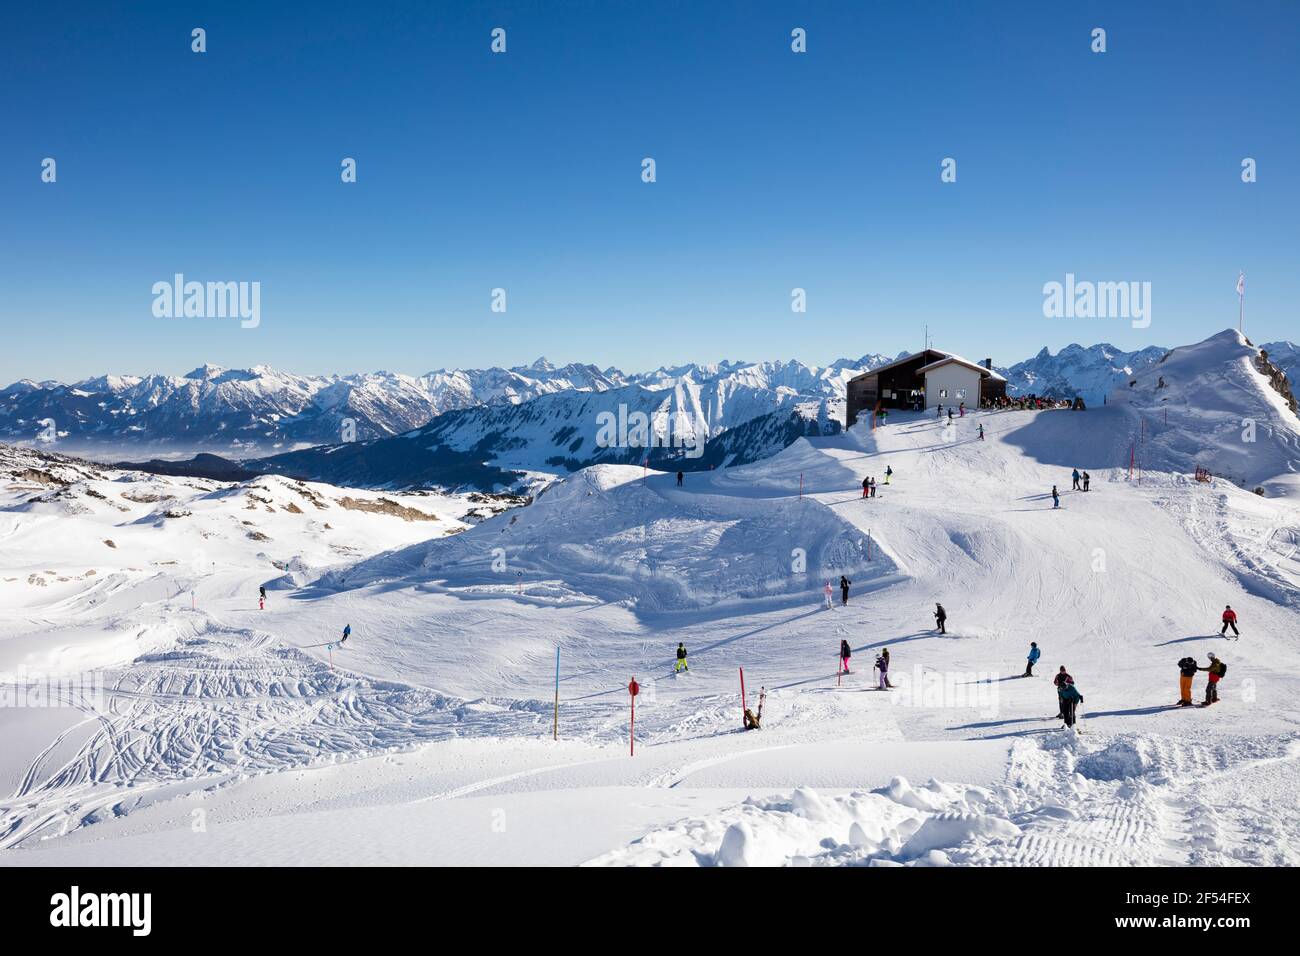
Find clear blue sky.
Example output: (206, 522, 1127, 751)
(2, 0, 1296, 384)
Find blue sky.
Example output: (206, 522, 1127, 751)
(2, 0, 1297, 384)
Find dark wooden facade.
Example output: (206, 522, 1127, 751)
(846, 350, 948, 425)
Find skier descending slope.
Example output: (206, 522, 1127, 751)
(1220, 605, 1240, 639)
(1176, 656, 1198, 706)
(840, 639, 852, 674)
(933, 603, 947, 634)
(840, 575, 851, 605)
(1023, 641, 1040, 677)
(339, 624, 351, 645)
(675, 643, 689, 673)
(1199, 653, 1227, 705)
(884, 466, 893, 485)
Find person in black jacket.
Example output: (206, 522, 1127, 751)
(1177, 656, 1198, 706)
(1053, 666, 1073, 718)
(934, 603, 947, 634)
(675, 642, 689, 673)
(840, 639, 852, 673)
(839, 575, 851, 605)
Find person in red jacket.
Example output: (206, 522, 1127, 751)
(1220, 605, 1239, 638)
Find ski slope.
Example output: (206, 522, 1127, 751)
(2, 331, 1298, 867)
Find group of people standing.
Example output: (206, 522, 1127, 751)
(840, 639, 892, 690)
(1070, 469, 1091, 491)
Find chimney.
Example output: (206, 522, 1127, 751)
(982, 358, 993, 370)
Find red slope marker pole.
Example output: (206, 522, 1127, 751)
(628, 677, 639, 756)
(739, 667, 746, 724)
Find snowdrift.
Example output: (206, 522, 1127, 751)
(327, 463, 896, 615)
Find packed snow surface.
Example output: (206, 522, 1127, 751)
(1, 331, 1299, 866)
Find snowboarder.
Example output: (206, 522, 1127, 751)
(339, 624, 351, 645)
(884, 466, 893, 485)
(676, 470, 683, 487)
(977, 423, 984, 440)
(1082, 471, 1091, 491)
(1071, 468, 1080, 491)
(675, 642, 689, 673)
(1051, 485, 1060, 509)
(1053, 666, 1074, 717)
(1177, 656, 1198, 706)
(934, 603, 947, 634)
(839, 575, 851, 606)
(874, 652, 889, 690)
(862, 476, 870, 499)
(1220, 605, 1239, 639)
(1024, 641, 1040, 677)
(880, 647, 895, 687)
(840, 639, 852, 674)
(1059, 681, 1084, 729)
(823, 581, 834, 609)
(1198, 653, 1226, 705)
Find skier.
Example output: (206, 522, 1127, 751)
(959, 401, 965, 417)
(870, 477, 877, 498)
(259, 585, 266, 601)
(1220, 605, 1239, 638)
(840, 575, 851, 606)
(934, 603, 947, 634)
(881, 647, 895, 687)
(1059, 680, 1084, 729)
(1082, 471, 1091, 492)
(936, 403, 944, 419)
(675, 642, 689, 673)
(977, 423, 985, 440)
(884, 466, 893, 485)
(1024, 641, 1040, 677)
(862, 476, 870, 499)
(1051, 485, 1060, 509)
(259, 595, 265, 611)
(947, 408, 954, 422)
(1071, 468, 1080, 491)
(1198, 653, 1226, 705)
(1053, 666, 1074, 717)
(676, 470, 683, 487)
(1176, 656, 1198, 706)
(874, 652, 889, 690)
(340, 624, 351, 645)
(840, 639, 852, 674)
(823, 581, 834, 609)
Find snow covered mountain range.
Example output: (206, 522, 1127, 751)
(3, 342, 1292, 459)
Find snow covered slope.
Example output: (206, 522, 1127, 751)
(2, 329, 1299, 867)
(1105, 329, 1300, 497)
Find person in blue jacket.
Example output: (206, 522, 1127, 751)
(1024, 641, 1041, 677)
(340, 624, 351, 645)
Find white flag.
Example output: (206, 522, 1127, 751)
(1236, 272, 1245, 296)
